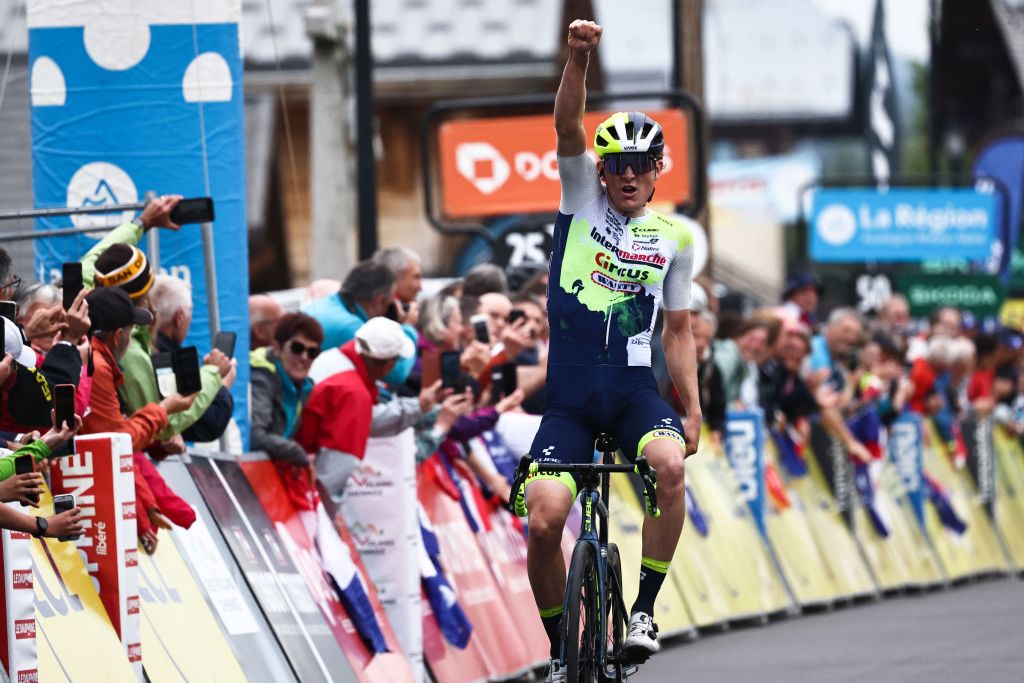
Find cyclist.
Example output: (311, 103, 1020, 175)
(527, 19, 702, 682)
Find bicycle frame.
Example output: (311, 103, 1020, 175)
(560, 451, 623, 677)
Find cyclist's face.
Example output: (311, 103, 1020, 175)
(598, 157, 663, 218)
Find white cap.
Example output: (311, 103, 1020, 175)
(3, 318, 37, 369)
(355, 317, 415, 360)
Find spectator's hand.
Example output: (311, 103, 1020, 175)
(0, 472, 45, 506)
(568, 19, 602, 53)
(140, 529, 159, 554)
(0, 353, 13, 385)
(140, 195, 183, 231)
(161, 392, 197, 415)
(805, 368, 831, 391)
(495, 388, 525, 414)
(814, 384, 839, 410)
(7, 431, 41, 451)
(973, 396, 996, 416)
(398, 301, 419, 327)
(149, 509, 173, 530)
(74, 336, 91, 365)
(460, 342, 490, 377)
(61, 289, 91, 341)
(846, 440, 873, 464)
(203, 349, 232, 377)
(46, 507, 84, 539)
(22, 303, 65, 344)
(220, 358, 238, 390)
(501, 318, 534, 359)
(418, 379, 451, 414)
(41, 411, 82, 450)
(157, 435, 186, 456)
(436, 391, 474, 433)
(925, 393, 944, 414)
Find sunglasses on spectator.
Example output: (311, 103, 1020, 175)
(0, 274, 22, 291)
(288, 340, 320, 359)
(602, 153, 658, 176)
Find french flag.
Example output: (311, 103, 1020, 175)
(419, 505, 473, 648)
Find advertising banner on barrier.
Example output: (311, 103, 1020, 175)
(49, 433, 140, 674)
(341, 431, 423, 677)
(155, 457, 296, 682)
(809, 187, 997, 262)
(31, 491, 136, 681)
(418, 459, 531, 679)
(438, 109, 691, 218)
(186, 455, 356, 683)
(139, 534, 247, 682)
(809, 422, 854, 527)
(240, 460, 414, 683)
(961, 414, 996, 518)
(0, 520, 35, 683)
(26, 1, 251, 443)
(725, 410, 767, 536)
(888, 414, 925, 528)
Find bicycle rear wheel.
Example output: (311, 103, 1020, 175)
(605, 543, 626, 682)
(565, 542, 602, 682)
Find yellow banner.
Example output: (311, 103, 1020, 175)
(990, 427, 1024, 568)
(32, 493, 137, 682)
(606, 474, 697, 637)
(139, 535, 246, 682)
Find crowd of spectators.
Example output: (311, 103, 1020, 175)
(2, 192, 1014, 558)
(689, 271, 1024, 483)
(0, 196, 236, 551)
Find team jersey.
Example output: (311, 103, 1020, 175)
(547, 152, 696, 368)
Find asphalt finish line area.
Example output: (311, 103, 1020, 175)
(643, 578, 1024, 683)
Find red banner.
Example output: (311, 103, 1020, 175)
(241, 461, 414, 683)
(418, 461, 532, 679)
(49, 434, 140, 675)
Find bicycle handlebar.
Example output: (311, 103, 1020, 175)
(506, 455, 660, 518)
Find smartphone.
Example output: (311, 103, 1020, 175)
(213, 331, 237, 360)
(54, 383, 76, 431)
(385, 301, 401, 322)
(490, 362, 518, 402)
(53, 494, 78, 542)
(62, 262, 84, 310)
(152, 352, 177, 398)
(14, 455, 37, 506)
(0, 300, 16, 322)
(168, 197, 215, 225)
(508, 309, 526, 326)
(440, 350, 462, 390)
(470, 314, 490, 344)
(172, 346, 202, 396)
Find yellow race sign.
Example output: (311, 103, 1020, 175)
(32, 493, 136, 682)
(139, 535, 247, 682)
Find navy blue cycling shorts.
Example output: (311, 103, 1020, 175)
(527, 364, 686, 497)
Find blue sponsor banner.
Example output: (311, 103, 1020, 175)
(27, 3, 250, 444)
(887, 413, 925, 529)
(725, 409, 766, 537)
(810, 187, 997, 262)
(972, 137, 1024, 284)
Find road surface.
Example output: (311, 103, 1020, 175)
(639, 578, 1024, 683)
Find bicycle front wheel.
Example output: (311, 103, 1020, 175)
(565, 542, 602, 682)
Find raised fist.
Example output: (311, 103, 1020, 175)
(567, 19, 602, 53)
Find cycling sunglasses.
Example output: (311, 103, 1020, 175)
(288, 340, 321, 359)
(602, 152, 658, 176)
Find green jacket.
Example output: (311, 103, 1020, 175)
(712, 338, 749, 407)
(83, 223, 222, 440)
(0, 441, 52, 481)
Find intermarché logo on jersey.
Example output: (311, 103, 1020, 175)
(589, 227, 666, 269)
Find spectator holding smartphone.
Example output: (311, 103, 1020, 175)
(251, 313, 324, 509)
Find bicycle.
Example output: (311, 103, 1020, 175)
(509, 433, 660, 682)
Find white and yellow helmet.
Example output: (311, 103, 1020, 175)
(593, 111, 665, 159)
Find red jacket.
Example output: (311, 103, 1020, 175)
(82, 336, 168, 450)
(295, 340, 377, 459)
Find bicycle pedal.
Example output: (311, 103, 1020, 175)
(621, 663, 641, 679)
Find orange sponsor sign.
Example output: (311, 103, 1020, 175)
(438, 109, 691, 218)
